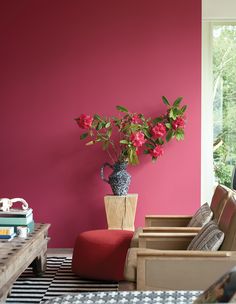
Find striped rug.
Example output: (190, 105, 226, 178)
(6, 257, 119, 304)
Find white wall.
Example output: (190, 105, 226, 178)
(203, 0, 236, 20)
(201, 21, 215, 204)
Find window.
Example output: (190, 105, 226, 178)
(212, 24, 236, 187)
(202, 0, 236, 202)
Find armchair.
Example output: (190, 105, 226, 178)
(124, 194, 236, 291)
(131, 185, 232, 248)
(145, 184, 231, 228)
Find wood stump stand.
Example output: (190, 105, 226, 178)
(104, 194, 138, 231)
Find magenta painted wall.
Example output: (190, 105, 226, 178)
(0, 0, 201, 247)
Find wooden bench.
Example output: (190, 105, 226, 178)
(0, 223, 50, 303)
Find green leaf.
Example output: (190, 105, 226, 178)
(181, 105, 187, 113)
(128, 148, 139, 165)
(143, 129, 152, 138)
(175, 128, 184, 141)
(86, 140, 95, 145)
(130, 124, 140, 132)
(105, 122, 111, 128)
(94, 114, 102, 121)
(166, 130, 174, 142)
(80, 133, 88, 140)
(89, 130, 94, 136)
(168, 108, 175, 119)
(107, 129, 112, 137)
(165, 122, 172, 129)
(156, 138, 164, 145)
(128, 149, 133, 164)
(96, 122, 103, 130)
(120, 139, 129, 144)
(116, 105, 129, 113)
(169, 108, 181, 120)
(131, 151, 139, 165)
(152, 117, 163, 124)
(145, 143, 155, 149)
(102, 141, 109, 150)
(173, 97, 183, 107)
(175, 133, 184, 141)
(143, 149, 150, 154)
(162, 96, 170, 106)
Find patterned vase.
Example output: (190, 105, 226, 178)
(100, 162, 131, 196)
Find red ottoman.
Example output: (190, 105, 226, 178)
(72, 229, 133, 281)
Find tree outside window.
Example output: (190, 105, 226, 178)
(213, 25, 236, 187)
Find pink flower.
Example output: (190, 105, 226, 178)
(130, 131, 146, 147)
(76, 114, 93, 129)
(151, 123, 166, 138)
(149, 146, 164, 158)
(131, 114, 140, 124)
(172, 117, 185, 130)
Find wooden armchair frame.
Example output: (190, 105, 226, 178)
(136, 249, 236, 290)
(125, 231, 236, 291)
(144, 184, 233, 232)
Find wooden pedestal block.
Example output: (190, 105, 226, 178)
(104, 194, 138, 231)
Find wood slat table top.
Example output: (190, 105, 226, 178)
(0, 223, 50, 268)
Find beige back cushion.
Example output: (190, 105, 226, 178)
(219, 195, 236, 251)
(210, 184, 230, 223)
(187, 203, 213, 227)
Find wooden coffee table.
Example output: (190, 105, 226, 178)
(0, 223, 50, 303)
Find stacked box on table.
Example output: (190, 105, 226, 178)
(0, 208, 35, 234)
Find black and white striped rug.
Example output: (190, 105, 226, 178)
(6, 257, 119, 304)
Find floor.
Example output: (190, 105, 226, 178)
(47, 248, 73, 257)
(47, 248, 135, 291)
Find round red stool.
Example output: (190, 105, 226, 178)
(72, 229, 133, 281)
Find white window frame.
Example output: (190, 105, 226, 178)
(201, 0, 236, 203)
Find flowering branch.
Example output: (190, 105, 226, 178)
(75, 96, 187, 165)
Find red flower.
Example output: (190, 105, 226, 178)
(135, 147, 141, 155)
(151, 123, 166, 138)
(76, 114, 93, 129)
(149, 146, 164, 158)
(130, 131, 146, 147)
(131, 114, 140, 124)
(172, 117, 185, 130)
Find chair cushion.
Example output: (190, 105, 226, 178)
(187, 203, 213, 227)
(187, 221, 224, 251)
(124, 247, 158, 282)
(130, 227, 143, 248)
(210, 184, 229, 222)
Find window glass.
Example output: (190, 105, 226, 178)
(213, 25, 236, 187)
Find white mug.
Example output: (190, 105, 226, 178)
(17, 226, 30, 238)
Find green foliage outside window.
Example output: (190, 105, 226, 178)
(213, 25, 236, 187)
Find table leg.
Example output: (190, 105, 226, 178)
(32, 251, 47, 276)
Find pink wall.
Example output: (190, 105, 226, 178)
(0, 0, 201, 247)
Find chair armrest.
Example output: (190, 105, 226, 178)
(137, 250, 232, 258)
(145, 215, 192, 227)
(138, 232, 197, 249)
(136, 250, 236, 290)
(143, 227, 201, 233)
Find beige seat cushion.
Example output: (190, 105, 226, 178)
(124, 247, 157, 282)
(130, 227, 143, 248)
(187, 203, 213, 227)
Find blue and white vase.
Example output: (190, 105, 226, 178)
(100, 162, 131, 196)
